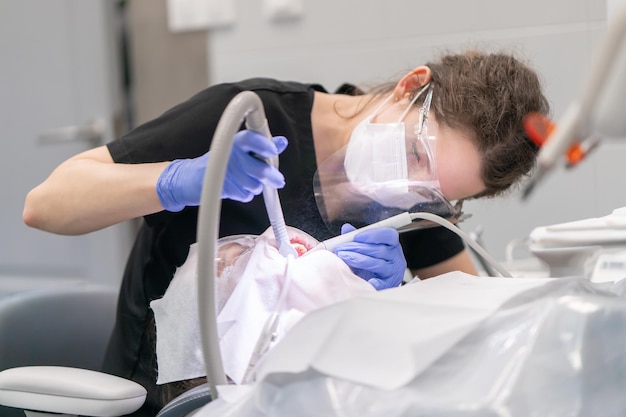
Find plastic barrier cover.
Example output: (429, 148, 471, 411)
(196, 274, 626, 417)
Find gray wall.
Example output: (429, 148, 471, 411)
(128, 0, 208, 126)
(205, 0, 626, 263)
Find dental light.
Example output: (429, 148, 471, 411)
(522, 4, 626, 199)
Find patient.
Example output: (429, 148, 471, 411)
(149, 226, 375, 405)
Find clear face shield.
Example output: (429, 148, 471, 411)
(313, 85, 464, 232)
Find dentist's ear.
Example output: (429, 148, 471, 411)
(392, 66, 432, 100)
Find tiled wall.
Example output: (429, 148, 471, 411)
(207, 0, 626, 264)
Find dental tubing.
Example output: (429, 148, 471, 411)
(196, 91, 293, 399)
(408, 212, 512, 278)
(309, 212, 413, 253)
(309, 211, 512, 278)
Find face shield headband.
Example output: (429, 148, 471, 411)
(313, 85, 463, 232)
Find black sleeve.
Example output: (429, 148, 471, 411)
(399, 226, 466, 270)
(105, 78, 318, 231)
(107, 83, 246, 164)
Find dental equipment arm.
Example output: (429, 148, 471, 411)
(523, 4, 626, 198)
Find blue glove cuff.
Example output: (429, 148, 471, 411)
(156, 159, 186, 212)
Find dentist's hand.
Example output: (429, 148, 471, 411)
(334, 224, 407, 290)
(157, 130, 288, 212)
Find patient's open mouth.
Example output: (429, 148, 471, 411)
(289, 236, 311, 256)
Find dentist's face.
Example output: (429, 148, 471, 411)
(432, 121, 485, 200)
(377, 103, 485, 201)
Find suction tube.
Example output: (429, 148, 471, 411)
(196, 91, 292, 399)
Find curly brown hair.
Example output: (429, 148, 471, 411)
(426, 50, 550, 198)
(363, 49, 550, 199)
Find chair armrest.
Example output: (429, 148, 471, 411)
(157, 382, 212, 417)
(0, 366, 146, 417)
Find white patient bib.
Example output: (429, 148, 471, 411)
(150, 227, 374, 385)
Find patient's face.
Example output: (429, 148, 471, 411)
(215, 229, 317, 276)
(216, 241, 251, 276)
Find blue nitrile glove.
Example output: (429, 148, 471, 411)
(334, 224, 407, 290)
(157, 130, 288, 212)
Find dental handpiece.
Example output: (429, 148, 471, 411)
(308, 212, 413, 253)
(246, 118, 297, 258)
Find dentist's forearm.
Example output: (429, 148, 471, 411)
(23, 148, 170, 235)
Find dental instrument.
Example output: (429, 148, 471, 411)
(307, 212, 414, 253)
(248, 145, 298, 258)
(309, 210, 512, 278)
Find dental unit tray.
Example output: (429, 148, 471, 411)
(529, 206, 626, 248)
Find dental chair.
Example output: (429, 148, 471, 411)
(0, 281, 122, 416)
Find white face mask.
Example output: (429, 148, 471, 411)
(344, 85, 439, 209)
